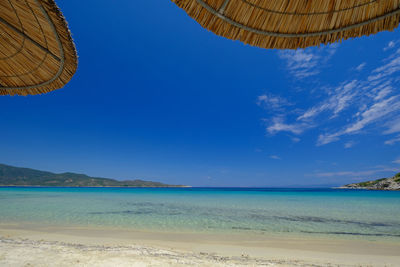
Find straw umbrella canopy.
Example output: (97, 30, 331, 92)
(0, 0, 77, 96)
(172, 0, 400, 49)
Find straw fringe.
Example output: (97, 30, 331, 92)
(0, 0, 78, 96)
(172, 0, 400, 49)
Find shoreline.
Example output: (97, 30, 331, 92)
(334, 187, 400, 191)
(1, 224, 400, 266)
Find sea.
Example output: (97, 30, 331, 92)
(1, 187, 399, 242)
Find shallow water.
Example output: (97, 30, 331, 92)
(1, 187, 399, 242)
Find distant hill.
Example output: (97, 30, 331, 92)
(0, 164, 187, 187)
(341, 172, 400, 190)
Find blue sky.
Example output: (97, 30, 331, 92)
(1, 0, 400, 187)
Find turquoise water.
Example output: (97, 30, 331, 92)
(1, 187, 400, 241)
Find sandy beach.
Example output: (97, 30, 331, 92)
(1, 224, 400, 266)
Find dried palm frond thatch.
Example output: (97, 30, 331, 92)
(171, 0, 400, 49)
(0, 0, 77, 96)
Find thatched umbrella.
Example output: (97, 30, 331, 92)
(172, 0, 400, 49)
(0, 0, 77, 96)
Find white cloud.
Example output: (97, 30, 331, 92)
(269, 155, 281, 160)
(355, 62, 366, 71)
(344, 141, 356, 148)
(317, 96, 400, 145)
(315, 167, 398, 178)
(257, 94, 290, 111)
(297, 80, 358, 122)
(393, 158, 400, 164)
(331, 81, 359, 117)
(262, 40, 400, 146)
(291, 137, 301, 143)
(278, 50, 318, 78)
(278, 44, 337, 79)
(297, 103, 329, 121)
(266, 117, 309, 135)
(343, 96, 400, 134)
(384, 118, 400, 134)
(368, 48, 400, 82)
(317, 133, 340, 146)
(385, 135, 400, 145)
(373, 85, 392, 101)
(383, 41, 396, 51)
(313, 49, 400, 145)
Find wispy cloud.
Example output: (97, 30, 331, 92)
(383, 40, 396, 51)
(355, 62, 366, 71)
(317, 133, 340, 146)
(297, 80, 359, 122)
(384, 118, 400, 135)
(347, 96, 400, 133)
(318, 95, 400, 146)
(269, 155, 281, 160)
(314, 166, 398, 178)
(291, 137, 301, 143)
(345, 96, 398, 131)
(261, 41, 400, 146)
(344, 141, 356, 149)
(278, 45, 337, 79)
(393, 158, 400, 164)
(385, 135, 400, 145)
(368, 48, 400, 82)
(266, 116, 310, 135)
(257, 94, 290, 111)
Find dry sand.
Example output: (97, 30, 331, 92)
(1, 224, 399, 266)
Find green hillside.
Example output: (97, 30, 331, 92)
(0, 164, 185, 187)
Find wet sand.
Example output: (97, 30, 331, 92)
(1, 224, 400, 266)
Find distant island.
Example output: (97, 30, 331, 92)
(0, 163, 187, 187)
(340, 172, 400, 190)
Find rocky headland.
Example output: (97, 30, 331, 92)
(341, 172, 400, 190)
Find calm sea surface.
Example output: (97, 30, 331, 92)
(1, 187, 400, 241)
